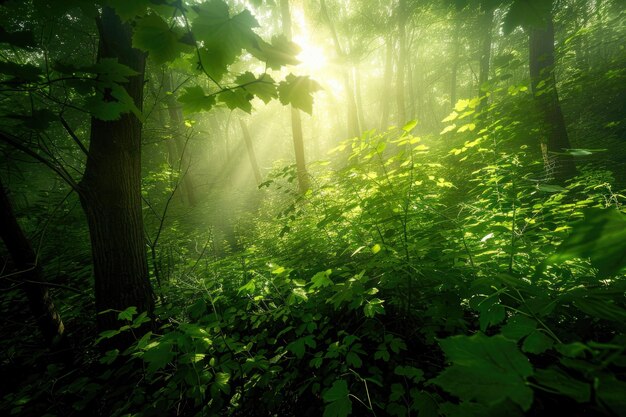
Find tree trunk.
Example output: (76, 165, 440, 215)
(319, 0, 360, 138)
(239, 119, 262, 185)
(281, 0, 310, 193)
(396, 0, 407, 125)
(529, 16, 577, 183)
(354, 66, 366, 132)
(78, 7, 154, 333)
(0, 178, 65, 347)
(380, 36, 393, 129)
(450, 18, 460, 108)
(477, 7, 494, 112)
(163, 72, 197, 206)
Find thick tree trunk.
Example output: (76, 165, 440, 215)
(477, 7, 494, 112)
(281, 0, 310, 193)
(79, 7, 154, 333)
(163, 72, 198, 206)
(239, 119, 262, 185)
(0, 179, 65, 347)
(529, 16, 577, 183)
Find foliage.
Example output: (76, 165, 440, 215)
(1, 0, 625, 416)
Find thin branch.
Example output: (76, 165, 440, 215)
(59, 115, 89, 156)
(0, 132, 79, 192)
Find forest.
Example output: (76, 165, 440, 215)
(0, 0, 625, 415)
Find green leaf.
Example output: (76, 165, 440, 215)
(278, 74, 321, 114)
(178, 86, 217, 113)
(548, 208, 626, 277)
(143, 341, 175, 373)
(311, 270, 333, 289)
(522, 330, 554, 354)
(478, 299, 505, 331)
(132, 14, 188, 64)
(86, 83, 142, 121)
(249, 35, 300, 69)
(213, 372, 230, 394)
(235, 72, 277, 103)
(117, 306, 137, 321)
(287, 336, 316, 359)
(432, 333, 534, 410)
(346, 351, 362, 368)
(197, 46, 234, 82)
(501, 315, 537, 341)
(100, 349, 119, 365)
(402, 120, 418, 132)
(219, 89, 253, 113)
(534, 367, 590, 403)
(394, 365, 424, 383)
(322, 380, 352, 417)
(192, 1, 259, 59)
(364, 298, 385, 318)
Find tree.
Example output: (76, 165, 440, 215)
(0, 177, 66, 348)
(239, 119, 263, 185)
(78, 6, 155, 333)
(281, 0, 311, 193)
(505, 0, 577, 182)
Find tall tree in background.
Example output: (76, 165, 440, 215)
(78, 7, 154, 332)
(504, 0, 577, 182)
(163, 71, 198, 206)
(396, 0, 408, 125)
(281, 0, 311, 193)
(319, 0, 361, 138)
(239, 119, 263, 185)
(477, 4, 494, 112)
(527, 7, 577, 182)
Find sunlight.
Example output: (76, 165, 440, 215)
(293, 34, 328, 73)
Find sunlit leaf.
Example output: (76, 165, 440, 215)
(235, 72, 277, 103)
(278, 74, 321, 114)
(219, 89, 254, 113)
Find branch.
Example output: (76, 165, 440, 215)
(59, 115, 89, 157)
(0, 132, 79, 192)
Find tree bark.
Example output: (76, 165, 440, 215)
(239, 119, 262, 185)
(529, 16, 577, 183)
(281, 0, 310, 193)
(0, 178, 65, 347)
(78, 7, 154, 333)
